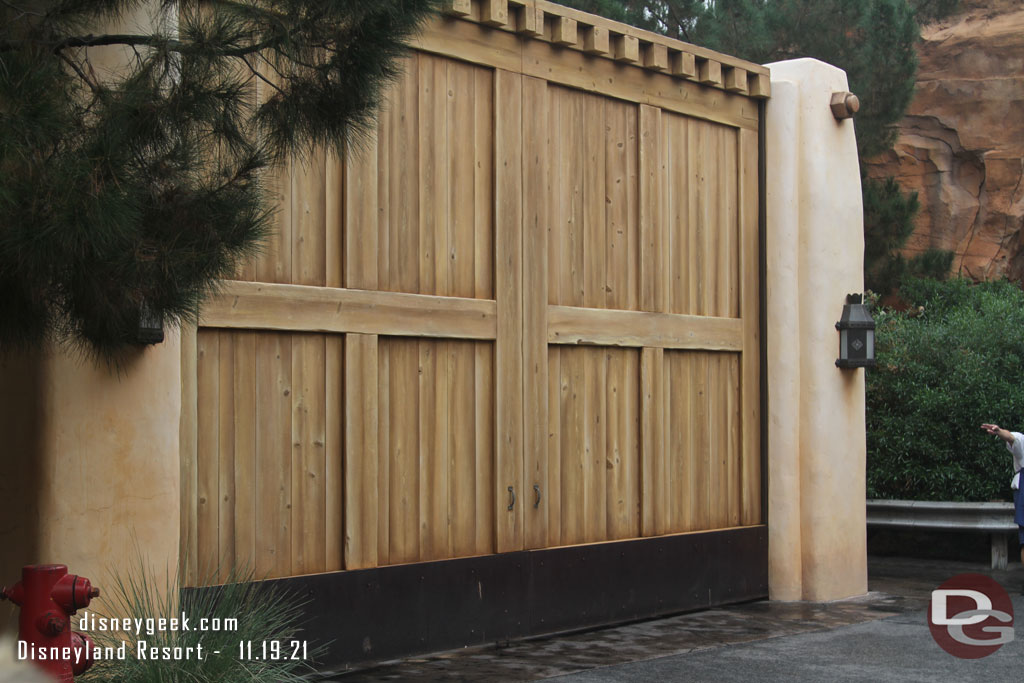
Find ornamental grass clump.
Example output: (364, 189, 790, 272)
(867, 277, 1024, 502)
(77, 556, 323, 683)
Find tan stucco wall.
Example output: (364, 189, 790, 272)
(764, 58, 868, 601)
(0, 2, 180, 634)
(0, 337, 182, 634)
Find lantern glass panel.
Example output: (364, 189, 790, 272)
(866, 329, 874, 360)
(840, 328, 848, 359)
(852, 329, 868, 360)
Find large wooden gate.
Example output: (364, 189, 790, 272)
(181, 0, 767, 664)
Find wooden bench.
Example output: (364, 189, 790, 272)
(866, 499, 1017, 570)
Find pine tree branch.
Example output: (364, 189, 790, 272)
(0, 0, 43, 20)
(238, 53, 284, 98)
(57, 51, 102, 94)
(256, 51, 288, 82)
(0, 33, 280, 57)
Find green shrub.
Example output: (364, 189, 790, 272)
(867, 277, 1024, 501)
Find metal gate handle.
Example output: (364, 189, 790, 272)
(507, 486, 516, 511)
(533, 484, 541, 508)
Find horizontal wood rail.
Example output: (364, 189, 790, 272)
(548, 305, 743, 351)
(200, 281, 497, 340)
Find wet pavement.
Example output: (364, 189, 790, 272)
(321, 556, 1024, 682)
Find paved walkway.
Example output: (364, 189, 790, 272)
(325, 557, 1024, 682)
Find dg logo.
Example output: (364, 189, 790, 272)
(928, 573, 1014, 659)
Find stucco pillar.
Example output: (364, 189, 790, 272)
(0, 2, 180, 635)
(0, 336, 182, 634)
(764, 58, 868, 601)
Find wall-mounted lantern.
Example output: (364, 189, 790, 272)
(135, 302, 164, 345)
(835, 293, 875, 369)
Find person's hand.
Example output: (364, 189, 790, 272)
(981, 423, 1001, 435)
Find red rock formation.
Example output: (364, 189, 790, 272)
(864, 0, 1024, 281)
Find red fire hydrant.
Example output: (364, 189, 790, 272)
(1, 564, 100, 681)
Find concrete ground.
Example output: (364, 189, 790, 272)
(325, 557, 1024, 682)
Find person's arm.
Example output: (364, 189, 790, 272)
(981, 423, 1016, 444)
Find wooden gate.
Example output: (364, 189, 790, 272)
(180, 0, 767, 662)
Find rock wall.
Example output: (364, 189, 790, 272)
(864, 0, 1024, 281)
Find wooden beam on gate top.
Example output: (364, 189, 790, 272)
(547, 306, 743, 351)
(201, 281, 497, 340)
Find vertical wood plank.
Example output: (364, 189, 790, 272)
(232, 332, 257, 572)
(342, 75, 381, 567)
(640, 346, 665, 536)
(419, 58, 450, 559)
(179, 324, 198, 585)
(667, 116, 689, 315)
(495, 68, 524, 553)
(418, 339, 450, 560)
(625, 106, 639, 311)
(345, 333, 379, 569)
(326, 151, 344, 289)
(474, 343, 495, 555)
(345, 133, 379, 290)
(727, 353, 742, 527)
(389, 339, 420, 563)
(474, 68, 495, 300)
(739, 128, 762, 525)
(257, 160, 294, 284)
(583, 348, 607, 542)
(255, 333, 292, 578)
(293, 151, 327, 287)
(707, 353, 729, 529)
(376, 104, 392, 291)
(547, 89, 563, 307)
(449, 341, 477, 556)
(473, 66, 496, 556)
(723, 130, 739, 317)
(671, 352, 691, 532)
(249, 57, 288, 284)
(624, 350, 641, 536)
(325, 334, 344, 571)
(217, 332, 236, 580)
(196, 331, 219, 579)
(583, 95, 606, 310)
(377, 342, 391, 564)
(523, 75, 549, 549)
(605, 100, 629, 311)
(708, 126, 724, 317)
(391, 56, 420, 294)
(688, 120, 708, 316)
(292, 334, 327, 575)
(419, 54, 448, 296)
(639, 105, 665, 313)
(606, 349, 627, 538)
(691, 352, 710, 531)
(232, 49, 260, 283)
(561, 348, 584, 544)
(470, 72, 493, 556)
(449, 62, 477, 299)
(546, 347, 562, 546)
(563, 89, 585, 307)
(448, 64, 480, 558)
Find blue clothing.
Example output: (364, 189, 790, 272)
(1015, 486, 1024, 544)
(1015, 484, 1024, 545)
(1007, 433, 1024, 544)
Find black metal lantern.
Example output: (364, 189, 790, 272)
(835, 293, 875, 369)
(135, 302, 165, 345)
